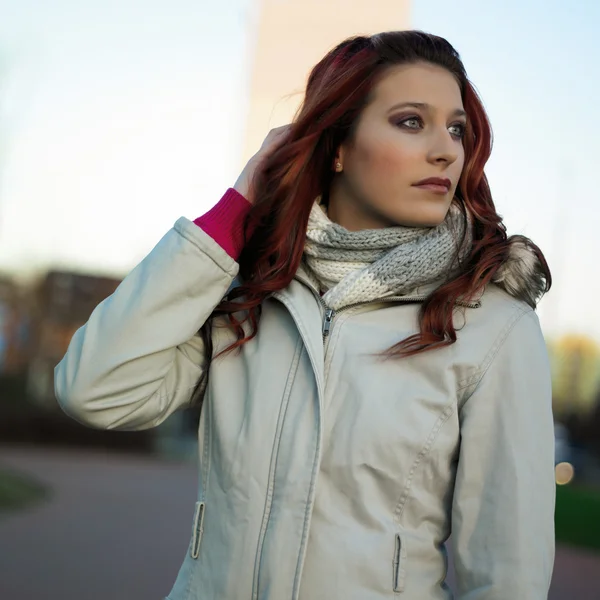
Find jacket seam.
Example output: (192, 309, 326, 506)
(455, 305, 531, 397)
(291, 350, 323, 600)
(292, 426, 322, 600)
(393, 402, 455, 523)
(252, 334, 303, 600)
(174, 217, 239, 278)
(272, 292, 325, 401)
(201, 384, 212, 501)
(459, 308, 536, 410)
(270, 292, 325, 600)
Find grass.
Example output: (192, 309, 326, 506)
(555, 483, 600, 552)
(0, 467, 50, 513)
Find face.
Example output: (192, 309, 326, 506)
(329, 61, 467, 230)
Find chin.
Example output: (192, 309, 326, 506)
(377, 195, 452, 228)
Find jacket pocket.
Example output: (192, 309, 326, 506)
(190, 501, 206, 559)
(392, 533, 406, 593)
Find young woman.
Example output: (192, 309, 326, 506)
(55, 31, 555, 599)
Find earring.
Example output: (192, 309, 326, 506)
(335, 162, 343, 172)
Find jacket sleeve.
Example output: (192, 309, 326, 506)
(54, 217, 239, 431)
(451, 308, 555, 599)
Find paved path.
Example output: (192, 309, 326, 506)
(1, 445, 599, 599)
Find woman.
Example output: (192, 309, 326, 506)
(55, 31, 555, 599)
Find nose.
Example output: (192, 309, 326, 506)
(427, 128, 459, 166)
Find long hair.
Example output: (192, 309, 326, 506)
(194, 30, 551, 400)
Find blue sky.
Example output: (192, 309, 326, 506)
(0, 0, 598, 338)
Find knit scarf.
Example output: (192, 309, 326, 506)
(302, 200, 472, 310)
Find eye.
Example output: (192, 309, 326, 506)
(449, 122, 466, 139)
(390, 115, 423, 131)
(395, 115, 423, 130)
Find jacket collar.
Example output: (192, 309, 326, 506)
(294, 262, 483, 309)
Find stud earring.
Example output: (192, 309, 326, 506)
(335, 162, 343, 172)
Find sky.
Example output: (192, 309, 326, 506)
(0, 0, 598, 338)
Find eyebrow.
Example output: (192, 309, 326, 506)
(388, 102, 467, 119)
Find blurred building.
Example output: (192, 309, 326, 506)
(0, 276, 30, 375)
(0, 269, 160, 452)
(241, 0, 411, 164)
(26, 270, 121, 409)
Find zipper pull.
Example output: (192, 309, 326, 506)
(322, 308, 335, 337)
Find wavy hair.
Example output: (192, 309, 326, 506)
(194, 30, 551, 399)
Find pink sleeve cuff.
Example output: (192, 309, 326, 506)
(194, 188, 252, 260)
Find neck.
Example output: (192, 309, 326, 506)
(327, 179, 395, 231)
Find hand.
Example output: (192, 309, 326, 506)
(234, 125, 290, 204)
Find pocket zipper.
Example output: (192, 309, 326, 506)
(393, 533, 405, 593)
(191, 501, 206, 559)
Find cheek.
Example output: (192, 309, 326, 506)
(353, 134, 415, 180)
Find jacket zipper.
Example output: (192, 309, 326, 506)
(322, 307, 335, 338)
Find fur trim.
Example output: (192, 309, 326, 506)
(492, 236, 548, 308)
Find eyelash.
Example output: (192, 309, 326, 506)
(395, 115, 466, 139)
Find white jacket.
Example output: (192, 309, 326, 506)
(55, 217, 555, 599)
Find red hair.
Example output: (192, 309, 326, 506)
(197, 31, 550, 385)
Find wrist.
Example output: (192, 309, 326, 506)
(233, 160, 259, 203)
(194, 189, 252, 260)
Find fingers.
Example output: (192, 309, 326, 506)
(270, 124, 291, 136)
(258, 124, 292, 156)
(265, 125, 290, 144)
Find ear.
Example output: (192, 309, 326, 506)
(333, 145, 345, 173)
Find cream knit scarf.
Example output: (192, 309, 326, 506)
(302, 200, 472, 310)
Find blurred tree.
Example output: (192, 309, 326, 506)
(549, 334, 600, 417)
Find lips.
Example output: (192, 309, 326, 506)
(413, 177, 452, 191)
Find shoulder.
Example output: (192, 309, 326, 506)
(462, 282, 537, 340)
(454, 283, 546, 393)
